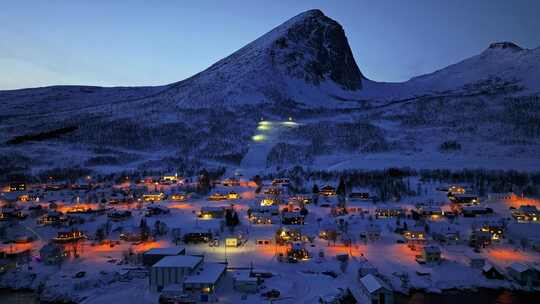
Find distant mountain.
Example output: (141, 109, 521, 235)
(406, 42, 540, 93)
(1, 10, 539, 174)
(358, 42, 540, 101)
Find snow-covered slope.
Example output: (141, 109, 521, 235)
(1, 10, 539, 173)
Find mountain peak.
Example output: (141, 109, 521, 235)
(295, 9, 324, 18)
(486, 41, 523, 52)
(262, 9, 364, 90)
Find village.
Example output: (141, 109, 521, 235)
(1, 171, 540, 304)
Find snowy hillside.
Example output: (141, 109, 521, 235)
(0, 10, 539, 175)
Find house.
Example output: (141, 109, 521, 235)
(38, 211, 66, 226)
(402, 229, 427, 246)
(233, 270, 259, 293)
(142, 247, 186, 267)
(275, 227, 304, 245)
(249, 204, 279, 216)
(199, 206, 226, 219)
(143, 192, 165, 202)
(483, 263, 505, 280)
(160, 173, 180, 184)
(9, 182, 27, 192)
(145, 205, 170, 217)
(227, 191, 240, 200)
(512, 205, 540, 222)
(120, 227, 145, 242)
(263, 186, 282, 196)
(429, 223, 460, 244)
(359, 274, 394, 304)
(358, 261, 378, 278)
(285, 242, 310, 262)
(461, 205, 492, 217)
(259, 198, 277, 206)
(208, 192, 228, 201)
(149, 255, 203, 292)
(183, 262, 227, 302)
(183, 228, 213, 244)
(466, 254, 485, 268)
(222, 178, 240, 187)
(419, 206, 443, 219)
(108, 210, 132, 221)
(249, 212, 273, 224)
(0, 207, 27, 221)
(417, 245, 441, 264)
(281, 211, 305, 225)
(288, 195, 312, 206)
(360, 224, 381, 241)
(375, 206, 404, 218)
(319, 222, 338, 241)
(469, 230, 492, 248)
(170, 193, 187, 201)
(481, 221, 505, 241)
(507, 262, 537, 286)
(40, 243, 66, 265)
(319, 185, 336, 197)
(448, 185, 467, 195)
(272, 178, 290, 186)
(451, 194, 479, 205)
(349, 192, 370, 200)
(53, 230, 85, 243)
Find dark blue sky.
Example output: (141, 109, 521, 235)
(1, 0, 538, 89)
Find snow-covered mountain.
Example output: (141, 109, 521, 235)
(156, 9, 364, 108)
(1, 9, 539, 174)
(407, 42, 540, 94)
(357, 42, 540, 101)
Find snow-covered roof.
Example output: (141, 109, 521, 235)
(144, 247, 185, 256)
(421, 206, 442, 212)
(233, 270, 257, 282)
(152, 255, 202, 269)
(200, 206, 225, 212)
(184, 263, 226, 285)
(508, 262, 529, 273)
(359, 274, 386, 293)
(423, 245, 441, 254)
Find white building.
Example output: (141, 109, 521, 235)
(150, 255, 203, 292)
(359, 274, 393, 304)
(184, 262, 226, 302)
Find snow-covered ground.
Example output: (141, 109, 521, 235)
(1, 179, 540, 303)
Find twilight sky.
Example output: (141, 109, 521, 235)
(1, 0, 539, 90)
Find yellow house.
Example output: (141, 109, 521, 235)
(143, 192, 165, 202)
(227, 192, 241, 200)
